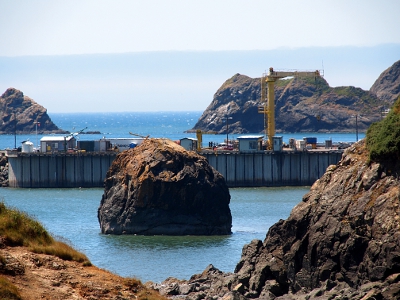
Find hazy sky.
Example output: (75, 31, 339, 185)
(1, 0, 399, 56)
(1, 1, 399, 112)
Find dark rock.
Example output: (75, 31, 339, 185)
(156, 139, 400, 299)
(232, 140, 400, 298)
(191, 72, 392, 134)
(98, 138, 232, 235)
(370, 60, 400, 103)
(0, 88, 67, 134)
(0, 155, 8, 187)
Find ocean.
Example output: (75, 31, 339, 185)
(0, 111, 364, 283)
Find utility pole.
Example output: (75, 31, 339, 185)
(356, 115, 358, 142)
(225, 116, 232, 144)
(35, 121, 40, 149)
(14, 113, 16, 149)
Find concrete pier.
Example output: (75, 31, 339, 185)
(7, 152, 117, 188)
(202, 150, 343, 187)
(6, 149, 343, 188)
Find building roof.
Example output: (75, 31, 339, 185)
(40, 136, 76, 142)
(237, 135, 264, 140)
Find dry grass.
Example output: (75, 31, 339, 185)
(124, 278, 168, 300)
(0, 276, 22, 300)
(0, 201, 91, 265)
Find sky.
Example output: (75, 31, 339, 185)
(1, 0, 399, 112)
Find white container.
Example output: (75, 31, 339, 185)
(296, 140, 306, 151)
(21, 141, 34, 153)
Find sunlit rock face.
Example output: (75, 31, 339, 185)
(98, 138, 232, 235)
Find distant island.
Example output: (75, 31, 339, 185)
(0, 88, 67, 135)
(191, 60, 400, 134)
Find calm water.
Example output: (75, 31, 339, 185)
(0, 187, 309, 283)
(0, 111, 362, 282)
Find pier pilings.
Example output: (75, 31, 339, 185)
(202, 150, 343, 187)
(7, 152, 117, 188)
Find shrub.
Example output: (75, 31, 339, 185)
(366, 96, 400, 168)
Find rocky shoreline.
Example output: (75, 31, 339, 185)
(148, 140, 400, 299)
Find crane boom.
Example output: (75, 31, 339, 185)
(259, 67, 321, 149)
(196, 129, 217, 151)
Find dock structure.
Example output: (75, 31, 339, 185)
(6, 149, 343, 188)
(203, 149, 343, 187)
(7, 152, 117, 188)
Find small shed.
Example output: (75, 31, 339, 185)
(40, 136, 77, 153)
(237, 135, 264, 152)
(273, 136, 283, 152)
(180, 137, 198, 151)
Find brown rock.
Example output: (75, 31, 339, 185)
(98, 138, 232, 235)
(0, 87, 67, 134)
(233, 140, 400, 298)
(191, 72, 391, 134)
(370, 60, 400, 103)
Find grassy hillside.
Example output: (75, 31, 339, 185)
(0, 202, 167, 300)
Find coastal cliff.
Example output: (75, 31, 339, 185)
(0, 88, 66, 135)
(153, 97, 400, 299)
(192, 60, 400, 134)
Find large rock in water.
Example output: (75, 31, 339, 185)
(98, 138, 232, 235)
(0, 88, 67, 134)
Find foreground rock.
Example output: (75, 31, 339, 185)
(0, 87, 67, 134)
(151, 140, 400, 299)
(0, 245, 165, 300)
(98, 138, 232, 235)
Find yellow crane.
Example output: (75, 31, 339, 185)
(259, 67, 321, 148)
(196, 129, 217, 151)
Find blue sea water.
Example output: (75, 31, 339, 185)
(0, 111, 364, 150)
(0, 111, 364, 283)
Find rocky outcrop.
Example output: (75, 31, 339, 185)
(0, 155, 8, 187)
(0, 88, 67, 134)
(151, 139, 400, 299)
(191, 72, 392, 134)
(370, 60, 400, 103)
(232, 140, 400, 299)
(98, 138, 232, 235)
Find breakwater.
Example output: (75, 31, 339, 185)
(6, 150, 343, 188)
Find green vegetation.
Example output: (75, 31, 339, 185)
(366, 96, 400, 166)
(333, 86, 381, 109)
(0, 276, 22, 300)
(0, 202, 91, 265)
